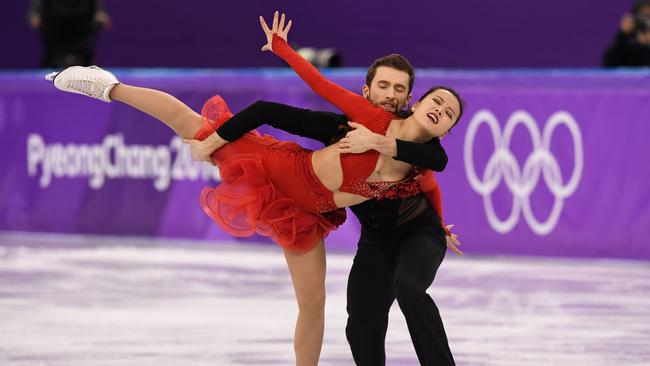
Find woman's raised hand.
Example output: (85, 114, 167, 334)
(259, 11, 293, 52)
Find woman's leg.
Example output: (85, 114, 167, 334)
(283, 239, 327, 366)
(109, 84, 203, 139)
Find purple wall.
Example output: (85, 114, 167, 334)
(1, 0, 635, 69)
(1, 69, 649, 260)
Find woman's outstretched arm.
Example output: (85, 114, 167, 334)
(259, 12, 376, 122)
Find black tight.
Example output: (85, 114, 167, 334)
(345, 209, 455, 366)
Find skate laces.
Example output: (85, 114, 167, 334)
(68, 76, 109, 98)
(65, 66, 115, 100)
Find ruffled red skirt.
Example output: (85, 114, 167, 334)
(194, 95, 345, 253)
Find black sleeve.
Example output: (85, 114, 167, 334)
(394, 137, 448, 172)
(217, 100, 447, 171)
(216, 100, 348, 146)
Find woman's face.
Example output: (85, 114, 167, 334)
(411, 89, 460, 137)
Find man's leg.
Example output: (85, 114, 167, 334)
(393, 228, 455, 366)
(346, 235, 397, 365)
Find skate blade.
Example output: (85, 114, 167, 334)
(44, 71, 59, 81)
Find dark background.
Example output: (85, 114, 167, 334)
(0, 0, 633, 69)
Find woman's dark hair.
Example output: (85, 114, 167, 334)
(417, 86, 464, 131)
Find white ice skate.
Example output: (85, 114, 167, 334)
(45, 66, 120, 102)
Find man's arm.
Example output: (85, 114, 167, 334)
(216, 100, 346, 145)
(206, 101, 447, 170)
(394, 138, 447, 172)
(338, 122, 448, 171)
(185, 100, 347, 164)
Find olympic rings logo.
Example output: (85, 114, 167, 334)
(463, 110, 583, 235)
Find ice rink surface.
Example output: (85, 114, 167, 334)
(1, 233, 649, 365)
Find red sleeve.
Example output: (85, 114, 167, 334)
(419, 170, 450, 235)
(272, 35, 375, 121)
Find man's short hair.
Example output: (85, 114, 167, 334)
(365, 54, 415, 93)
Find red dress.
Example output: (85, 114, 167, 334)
(195, 36, 448, 253)
(194, 96, 344, 253)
